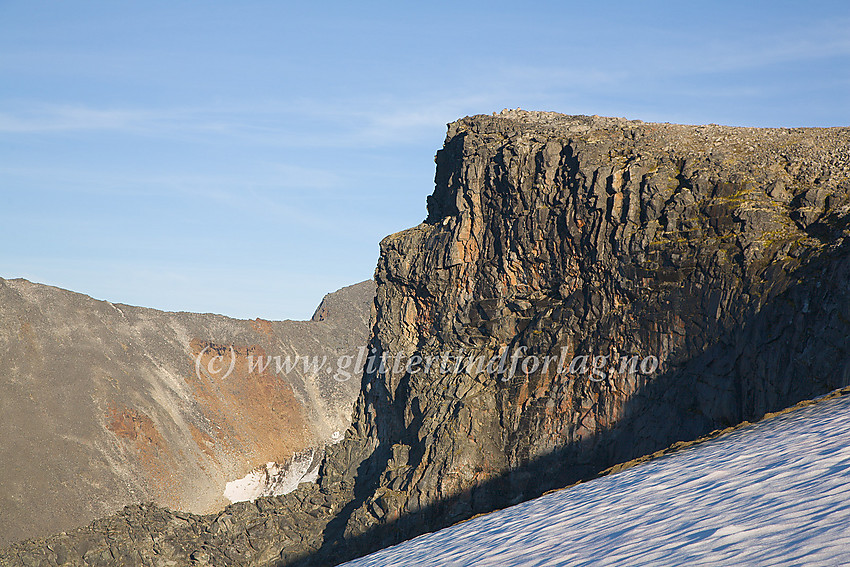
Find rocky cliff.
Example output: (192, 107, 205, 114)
(3, 110, 850, 566)
(0, 278, 375, 547)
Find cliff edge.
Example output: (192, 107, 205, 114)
(3, 110, 850, 566)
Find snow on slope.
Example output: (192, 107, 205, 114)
(343, 393, 850, 566)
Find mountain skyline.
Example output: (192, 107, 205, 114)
(2, 1, 849, 320)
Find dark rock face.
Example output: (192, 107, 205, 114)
(3, 111, 850, 566)
(0, 279, 374, 547)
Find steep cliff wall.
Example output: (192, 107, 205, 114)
(318, 110, 850, 560)
(0, 279, 374, 546)
(3, 111, 849, 566)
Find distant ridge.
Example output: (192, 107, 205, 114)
(0, 277, 375, 546)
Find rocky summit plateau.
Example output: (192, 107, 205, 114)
(2, 109, 850, 566)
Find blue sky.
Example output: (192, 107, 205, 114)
(2, 1, 848, 320)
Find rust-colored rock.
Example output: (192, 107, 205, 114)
(4, 111, 850, 566)
(0, 278, 375, 546)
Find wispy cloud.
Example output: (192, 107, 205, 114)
(0, 105, 153, 132)
(698, 21, 850, 74)
(0, 94, 493, 149)
(2, 15, 846, 144)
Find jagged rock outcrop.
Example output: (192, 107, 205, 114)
(0, 279, 375, 547)
(3, 110, 850, 566)
(318, 110, 850, 560)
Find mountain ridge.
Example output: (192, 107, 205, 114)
(3, 110, 850, 565)
(0, 277, 375, 547)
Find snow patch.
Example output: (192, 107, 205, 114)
(343, 393, 850, 566)
(223, 447, 321, 504)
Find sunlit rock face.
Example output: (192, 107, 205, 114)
(322, 111, 850, 552)
(4, 111, 850, 566)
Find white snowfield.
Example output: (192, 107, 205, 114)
(343, 392, 850, 566)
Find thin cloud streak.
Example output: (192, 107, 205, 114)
(0, 95, 493, 147)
